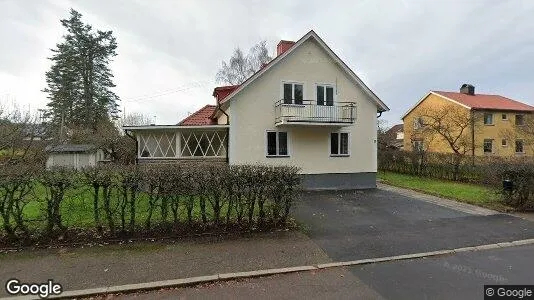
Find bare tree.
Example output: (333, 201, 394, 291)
(119, 112, 152, 127)
(377, 119, 391, 151)
(216, 41, 272, 85)
(417, 104, 480, 178)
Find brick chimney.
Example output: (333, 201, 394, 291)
(460, 84, 475, 95)
(277, 40, 295, 56)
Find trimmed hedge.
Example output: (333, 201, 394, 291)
(0, 163, 301, 245)
(378, 150, 534, 210)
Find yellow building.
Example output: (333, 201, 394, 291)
(402, 84, 534, 156)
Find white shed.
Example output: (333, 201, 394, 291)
(45, 144, 108, 170)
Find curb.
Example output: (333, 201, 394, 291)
(377, 183, 498, 216)
(3, 238, 534, 299)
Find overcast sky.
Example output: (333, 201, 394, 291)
(1, 0, 533, 127)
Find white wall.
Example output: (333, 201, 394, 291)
(228, 38, 378, 174)
(46, 152, 98, 170)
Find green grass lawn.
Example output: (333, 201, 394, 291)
(378, 171, 512, 212)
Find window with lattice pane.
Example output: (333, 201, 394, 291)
(180, 131, 227, 157)
(138, 132, 177, 158)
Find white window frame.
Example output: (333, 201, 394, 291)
(315, 83, 336, 106)
(266, 130, 290, 157)
(412, 140, 424, 152)
(483, 113, 494, 125)
(413, 117, 424, 130)
(329, 131, 350, 157)
(281, 81, 305, 105)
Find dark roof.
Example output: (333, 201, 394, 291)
(177, 105, 217, 126)
(386, 124, 403, 135)
(433, 91, 534, 112)
(46, 144, 98, 153)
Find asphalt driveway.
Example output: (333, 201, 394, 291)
(293, 187, 534, 261)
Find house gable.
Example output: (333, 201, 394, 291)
(221, 30, 389, 113)
(227, 36, 380, 174)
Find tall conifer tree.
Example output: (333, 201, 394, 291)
(44, 9, 120, 133)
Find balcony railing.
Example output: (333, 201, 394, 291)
(274, 99, 356, 125)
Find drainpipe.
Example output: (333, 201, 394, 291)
(470, 110, 475, 166)
(215, 103, 230, 163)
(125, 129, 138, 165)
(377, 111, 383, 118)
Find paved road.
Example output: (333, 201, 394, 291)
(107, 245, 534, 300)
(293, 188, 534, 261)
(349, 244, 534, 300)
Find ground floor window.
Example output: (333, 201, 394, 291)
(330, 132, 349, 156)
(266, 131, 289, 157)
(515, 140, 524, 153)
(483, 139, 493, 153)
(180, 131, 227, 157)
(412, 140, 424, 152)
(139, 132, 177, 158)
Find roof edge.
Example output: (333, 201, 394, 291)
(221, 30, 389, 112)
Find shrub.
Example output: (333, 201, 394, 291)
(496, 162, 534, 210)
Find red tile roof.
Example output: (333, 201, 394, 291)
(178, 105, 217, 126)
(213, 85, 239, 103)
(433, 91, 534, 112)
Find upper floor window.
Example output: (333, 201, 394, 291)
(330, 132, 349, 156)
(483, 113, 493, 125)
(413, 117, 424, 129)
(317, 84, 334, 106)
(502, 114, 508, 121)
(266, 131, 289, 157)
(515, 114, 525, 126)
(283, 83, 303, 105)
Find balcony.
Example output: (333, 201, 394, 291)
(274, 100, 356, 126)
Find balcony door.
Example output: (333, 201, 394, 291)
(317, 84, 334, 106)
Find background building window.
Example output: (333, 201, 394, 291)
(483, 113, 493, 125)
(412, 140, 424, 152)
(502, 139, 507, 147)
(515, 140, 524, 153)
(502, 114, 508, 120)
(267, 131, 289, 156)
(413, 117, 424, 129)
(483, 139, 493, 153)
(330, 132, 349, 156)
(515, 114, 525, 126)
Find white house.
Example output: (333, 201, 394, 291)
(124, 30, 389, 189)
(46, 144, 108, 170)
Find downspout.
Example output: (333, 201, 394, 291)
(125, 129, 138, 165)
(470, 110, 475, 166)
(377, 111, 383, 118)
